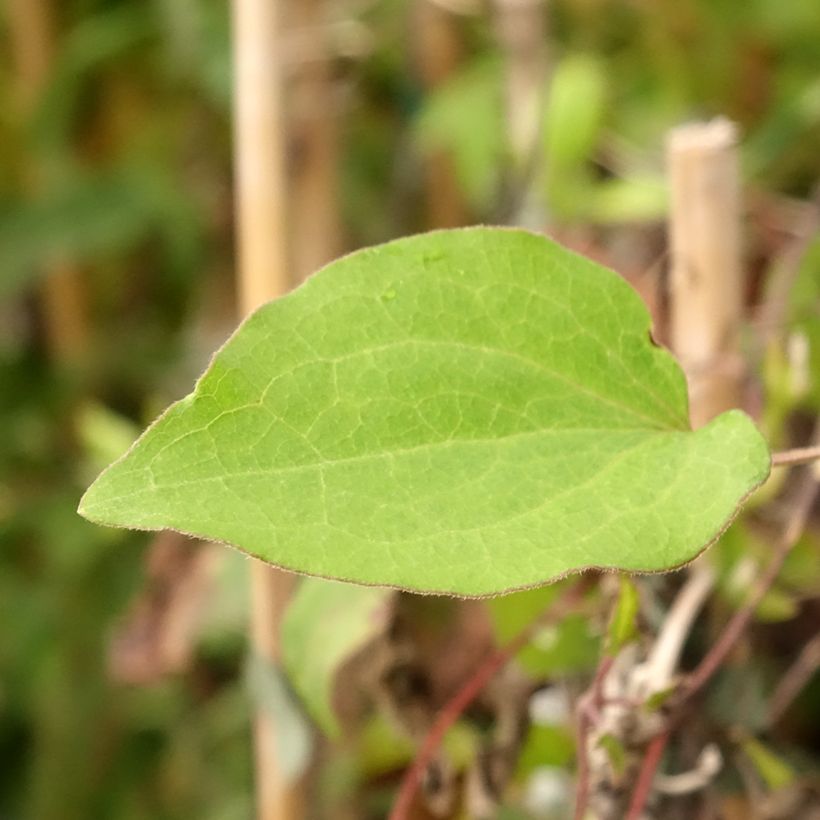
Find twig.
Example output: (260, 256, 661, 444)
(771, 444, 820, 468)
(767, 629, 820, 726)
(639, 562, 715, 694)
(684, 470, 819, 698)
(574, 710, 592, 820)
(388, 581, 588, 820)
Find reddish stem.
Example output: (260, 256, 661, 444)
(573, 654, 615, 820)
(771, 443, 820, 468)
(685, 474, 819, 698)
(388, 581, 587, 820)
(626, 731, 669, 820)
(574, 707, 592, 820)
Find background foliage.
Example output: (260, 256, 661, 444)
(1, 1, 819, 818)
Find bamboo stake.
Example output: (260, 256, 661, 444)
(643, 119, 745, 687)
(231, 2, 302, 818)
(7, 0, 89, 364)
(667, 118, 744, 427)
(624, 118, 746, 819)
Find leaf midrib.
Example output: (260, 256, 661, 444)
(83, 426, 676, 516)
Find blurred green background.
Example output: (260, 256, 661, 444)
(1, 1, 820, 818)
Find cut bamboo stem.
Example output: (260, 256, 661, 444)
(661, 118, 745, 708)
(233, 0, 289, 316)
(667, 118, 744, 427)
(625, 119, 746, 819)
(231, 1, 302, 818)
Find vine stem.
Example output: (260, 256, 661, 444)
(388, 581, 588, 820)
(626, 731, 670, 820)
(771, 444, 820, 468)
(573, 654, 615, 820)
(767, 629, 820, 726)
(626, 442, 820, 819)
(684, 471, 819, 697)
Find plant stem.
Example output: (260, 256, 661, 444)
(388, 581, 587, 820)
(683, 466, 819, 698)
(640, 562, 715, 693)
(626, 731, 669, 820)
(771, 444, 820, 468)
(573, 654, 615, 820)
(767, 629, 820, 726)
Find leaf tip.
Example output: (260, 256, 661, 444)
(76, 480, 104, 524)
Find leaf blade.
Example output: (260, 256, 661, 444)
(79, 228, 771, 596)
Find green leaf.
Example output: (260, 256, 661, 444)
(597, 733, 627, 777)
(488, 584, 599, 677)
(415, 59, 504, 208)
(741, 737, 796, 791)
(79, 228, 771, 596)
(0, 171, 148, 298)
(543, 55, 607, 175)
(356, 714, 414, 777)
(488, 584, 564, 647)
(77, 401, 139, 475)
(516, 724, 575, 774)
(644, 686, 675, 712)
(606, 577, 640, 654)
(282, 579, 393, 737)
(714, 522, 801, 623)
(588, 175, 668, 224)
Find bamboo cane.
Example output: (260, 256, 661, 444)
(623, 118, 746, 820)
(667, 118, 744, 426)
(231, 1, 302, 818)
